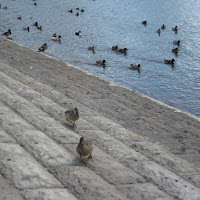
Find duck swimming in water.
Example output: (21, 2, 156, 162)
(38, 43, 48, 52)
(117, 48, 128, 55)
(129, 64, 141, 73)
(52, 35, 62, 42)
(112, 45, 118, 50)
(172, 48, 179, 55)
(173, 40, 180, 46)
(96, 59, 106, 68)
(88, 46, 95, 53)
(172, 26, 178, 33)
(23, 26, 30, 32)
(2, 29, 11, 36)
(164, 59, 175, 65)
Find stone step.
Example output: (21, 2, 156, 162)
(0, 174, 25, 200)
(0, 84, 145, 199)
(23, 188, 78, 200)
(131, 161, 200, 200)
(0, 101, 74, 168)
(0, 142, 62, 190)
(0, 68, 198, 199)
(0, 64, 199, 190)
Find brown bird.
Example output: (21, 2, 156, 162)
(2, 29, 11, 36)
(142, 21, 147, 25)
(76, 137, 93, 163)
(88, 46, 95, 53)
(157, 28, 161, 36)
(38, 43, 48, 52)
(65, 107, 79, 127)
(37, 26, 42, 31)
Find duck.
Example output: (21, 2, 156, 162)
(161, 24, 166, 30)
(157, 28, 161, 36)
(37, 26, 42, 31)
(76, 7, 79, 10)
(172, 47, 179, 55)
(142, 21, 147, 25)
(75, 31, 81, 36)
(112, 45, 118, 50)
(38, 43, 48, 52)
(52, 33, 57, 37)
(96, 59, 106, 67)
(2, 29, 11, 36)
(117, 48, 128, 55)
(33, 2, 37, 6)
(23, 26, 30, 32)
(76, 137, 93, 163)
(172, 26, 178, 32)
(76, 12, 79, 16)
(0, 3, 1, 8)
(164, 59, 175, 65)
(65, 107, 79, 127)
(129, 64, 141, 73)
(173, 40, 180, 46)
(17, 16, 22, 20)
(68, 9, 73, 13)
(88, 46, 95, 53)
(3, 6, 7, 10)
(81, 9, 84, 12)
(52, 35, 62, 42)
(33, 22, 38, 26)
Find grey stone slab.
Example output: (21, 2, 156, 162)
(23, 188, 78, 200)
(0, 128, 16, 143)
(64, 144, 144, 186)
(134, 140, 200, 174)
(182, 174, 200, 189)
(50, 165, 130, 200)
(84, 115, 200, 177)
(131, 161, 200, 200)
(0, 84, 80, 145)
(0, 101, 74, 167)
(78, 129, 148, 163)
(0, 174, 24, 200)
(0, 143, 62, 189)
(117, 183, 175, 200)
(0, 70, 97, 131)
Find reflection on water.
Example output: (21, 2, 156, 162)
(0, 0, 200, 117)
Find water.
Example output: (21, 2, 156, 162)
(0, 0, 200, 117)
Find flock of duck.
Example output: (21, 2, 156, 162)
(1, 1, 181, 73)
(142, 21, 180, 67)
(0, 1, 182, 163)
(0, 1, 93, 164)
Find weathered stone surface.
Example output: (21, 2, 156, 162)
(78, 129, 148, 163)
(0, 143, 62, 189)
(0, 128, 16, 143)
(0, 101, 74, 167)
(23, 188, 77, 200)
(0, 83, 80, 144)
(131, 161, 200, 200)
(64, 143, 144, 186)
(51, 165, 130, 200)
(0, 174, 24, 200)
(117, 183, 175, 200)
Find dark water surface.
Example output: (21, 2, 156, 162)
(0, 0, 200, 117)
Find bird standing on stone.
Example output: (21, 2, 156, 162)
(65, 107, 79, 127)
(76, 136, 93, 163)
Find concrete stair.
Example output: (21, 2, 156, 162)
(0, 44, 200, 199)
